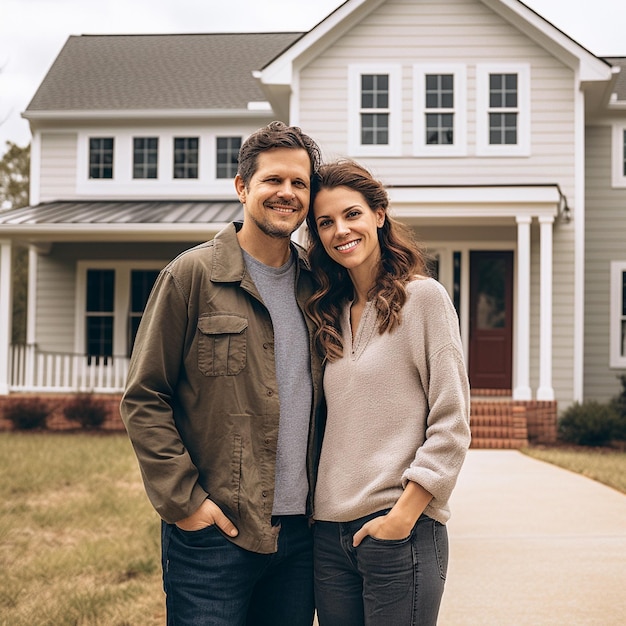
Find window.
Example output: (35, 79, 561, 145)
(610, 262, 626, 367)
(414, 65, 467, 156)
(85, 269, 115, 362)
(361, 74, 389, 145)
(611, 126, 626, 188)
(348, 64, 401, 156)
(128, 269, 159, 355)
(216, 137, 241, 179)
(89, 138, 114, 179)
(476, 64, 530, 156)
(133, 137, 158, 179)
(174, 137, 199, 178)
(78, 262, 163, 360)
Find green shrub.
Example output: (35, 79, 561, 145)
(609, 375, 626, 441)
(62, 393, 109, 429)
(3, 397, 50, 430)
(558, 401, 618, 446)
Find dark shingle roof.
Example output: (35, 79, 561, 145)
(26, 33, 303, 112)
(604, 58, 626, 102)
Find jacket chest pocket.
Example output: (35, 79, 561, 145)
(197, 314, 248, 376)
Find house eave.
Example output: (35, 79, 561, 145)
(0, 222, 230, 243)
(22, 107, 273, 122)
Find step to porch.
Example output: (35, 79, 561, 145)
(470, 400, 529, 449)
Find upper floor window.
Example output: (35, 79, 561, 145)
(611, 126, 626, 188)
(89, 138, 114, 179)
(476, 64, 530, 156)
(133, 137, 158, 179)
(216, 137, 241, 179)
(348, 64, 401, 156)
(610, 261, 626, 368)
(173, 137, 199, 179)
(414, 64, 467, 156)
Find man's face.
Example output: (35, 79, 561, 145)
(235, 147, 311, 241)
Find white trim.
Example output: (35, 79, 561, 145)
(29, 132, 41, 206)
(514, 217, 532, 400)
(611, 124, 626, 188)
(74, 128, 245, 199)
(26, 248, 38, 345)
(413, 64, 467, 157)
(476, 63, 530, 157)
(537, 216, 554, 401)
(75, 260, 167, 357)
(610, 261, 626, 369)
(348, 64, 402, 157)
(0, 241, 12, 394)
(573, 81, 585, 403)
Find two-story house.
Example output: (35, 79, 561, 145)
(1, 0, 625, 447)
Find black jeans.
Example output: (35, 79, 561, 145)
(313, 511, 448, 626)
(162, 515, 314, 626)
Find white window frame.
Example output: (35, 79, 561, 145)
(476, 64, 530, 157)
(611, 125, 626, 188)
(610, 261, 626, 368)
(75, 261, 166, 358)
(348, 64, 402, 157)
(413, 64, 467, 156)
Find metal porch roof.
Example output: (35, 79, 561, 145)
(0, 200, 243, 226)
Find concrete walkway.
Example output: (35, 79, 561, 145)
(438, 450, 626, 625)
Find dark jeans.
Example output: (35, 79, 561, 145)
(162, 515, 314, 626)
(313, 511, 448, 626)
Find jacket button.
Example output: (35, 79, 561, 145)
(267, 389, 273, 396)
(262, 491, 268, 498)
(265, 438, 271, 445)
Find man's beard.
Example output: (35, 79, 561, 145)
(249, 212, 305, 239)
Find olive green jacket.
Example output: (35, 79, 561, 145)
(120, 223, 324, 554)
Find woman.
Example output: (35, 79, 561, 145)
(306, 160, 471, 626)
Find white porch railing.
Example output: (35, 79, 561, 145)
(9, 344, 129, 393)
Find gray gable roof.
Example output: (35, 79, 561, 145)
(26, 33, 303, 112)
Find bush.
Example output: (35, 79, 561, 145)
(558, 401, 618, 446)
(3, 398, 50, 430)
(62, 394, 109, 429)
(609, 375, 626, 441)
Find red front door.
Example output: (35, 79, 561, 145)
(468, 251, 513, 390)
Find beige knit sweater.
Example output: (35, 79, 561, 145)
(314, 277, 471, 525)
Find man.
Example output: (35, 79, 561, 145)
(120, 121, 324, 625)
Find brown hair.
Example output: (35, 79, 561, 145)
(306, 159, 428, 361)
(237, 121, 322, 187)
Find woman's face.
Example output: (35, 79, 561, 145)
(312, 186, 385, 275)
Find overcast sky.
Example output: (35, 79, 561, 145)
(1, 0, 625, 151)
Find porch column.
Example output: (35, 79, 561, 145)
(537, 216, 555, 400)
(514, 217, 532, 400)
(0, 240, 13, 395)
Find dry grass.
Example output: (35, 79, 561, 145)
(521, 445, 626, 494)
(0, 432, 164, 625)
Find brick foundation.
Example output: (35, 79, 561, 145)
(1, 392, 558, 448)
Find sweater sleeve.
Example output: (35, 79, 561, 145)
(401, 280, 471, 505)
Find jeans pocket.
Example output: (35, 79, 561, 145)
(431, 519, 449, 581)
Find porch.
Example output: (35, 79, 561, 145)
(8, 344, 128, 393)
(3, 345, 558, 446)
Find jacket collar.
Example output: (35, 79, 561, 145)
(211, 222, 311, 283)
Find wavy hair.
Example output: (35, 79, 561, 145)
(306, 159, 428, 361)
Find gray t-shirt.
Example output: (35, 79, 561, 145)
(243, 250, 312, 515)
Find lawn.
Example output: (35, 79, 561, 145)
(1, 432, 625, 625)
(0, 432, 163, 626)
(521, 445, 626, 494)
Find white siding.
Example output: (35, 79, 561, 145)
(39, 133, 78, 202)
(299, 0, 577, 404)
(585, 125, 626, 401)
(35, 254, 76, 353)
